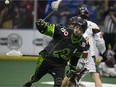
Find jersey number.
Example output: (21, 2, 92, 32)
(53, 48, 71, 61)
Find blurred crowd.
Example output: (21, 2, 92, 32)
(0, 0, 116, 77)
(0, 0, 116, 29)
(0, 0, 34, 29)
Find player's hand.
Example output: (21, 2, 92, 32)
(66, 69, 76, 78)
(36, 19, 47, 29)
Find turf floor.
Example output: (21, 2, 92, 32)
(0, 56, 116, 87)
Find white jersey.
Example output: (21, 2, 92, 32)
(77, 20, 106, 73)
(99, 62, 116, 77)
(83, 20, 106, 56)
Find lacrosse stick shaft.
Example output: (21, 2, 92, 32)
(43, 0, 62, 21)
(113, 42, 116, 51)
(43, 10, 56, 21)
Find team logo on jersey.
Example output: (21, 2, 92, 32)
(64, 31, 69, 36)
(60, 28, 68, 36)
(81, 42, 86, 47)
(61, 28, 66, 32)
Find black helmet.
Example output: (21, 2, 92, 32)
(78, 6, 89, 19)
(68, 16, 87, 32)
(68, 16, 78, 25)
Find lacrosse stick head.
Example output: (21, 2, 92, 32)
(6, 50, 22, 56)
(51, 0, 62, 11)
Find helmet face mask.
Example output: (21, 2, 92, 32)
(68, 16, 87, 33)
(73, 26, 83, 36)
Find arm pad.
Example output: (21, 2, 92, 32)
(94, 32, 106, 54)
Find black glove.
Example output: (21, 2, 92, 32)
(66, 69, 76, 78)
(36, 19, 47, 33)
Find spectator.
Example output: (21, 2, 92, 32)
(95, 1, 104, 24)
(0, 1, 34, 29)
(62, 0, 82, 16)
(25, 0, 34, 28)
(37, 1, 47, 19)
(13, 5, 21, 28)
(18, 0, 33, 28)
(0, 6, 13, 28)
(103, 6, 116, 61)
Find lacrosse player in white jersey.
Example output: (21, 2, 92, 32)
(61, 6, 106, 87)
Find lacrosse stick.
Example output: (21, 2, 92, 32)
(68, 68, 88, 87)
(43, 0, 62, 20)
(113, 42, 116, 51)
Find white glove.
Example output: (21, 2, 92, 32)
(76, 58, 88, 70)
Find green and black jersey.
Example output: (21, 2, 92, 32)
(38, 23, 89, 66)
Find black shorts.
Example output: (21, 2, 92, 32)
(31, 59, 66, 82)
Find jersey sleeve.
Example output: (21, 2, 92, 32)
(88, 21, 106, 54)
(70, 55, 80, 68)
(43, 23, 66, 38)
(93, 32, 106, 54)
(43, 23, 55, 37)
(74, 38, 89, 58)
(91, 23, 106, 54)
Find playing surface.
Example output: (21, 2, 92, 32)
(0, 56, 116, 87)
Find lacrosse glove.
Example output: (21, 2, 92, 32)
(66, 64, 77, 77)
(66, 69, 76, 78)
(36, 19, 47, 33)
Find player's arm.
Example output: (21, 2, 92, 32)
(66, 45, 89, 79)
(72, 39, 89, 70)
(36, 19, 66, 38)
(66, 56, 79, 78)
(92, 28, 106, 54)
(67, 51, 89, 78)
(36, 19, 55, 37)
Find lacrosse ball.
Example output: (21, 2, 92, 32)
(5, 0, 9, 4)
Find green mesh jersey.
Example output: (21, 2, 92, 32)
(38, 23, 89, 66)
